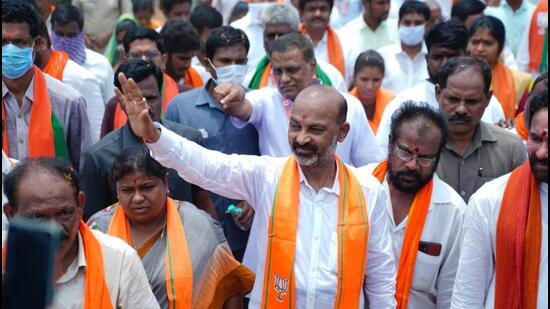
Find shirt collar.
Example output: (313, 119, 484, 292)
(297, 159, 341, 196)
(501, 0, 528, 12)
(430, 174, 453, 204)
(57, 231, 86, 284)
(195, 79, 224, 111)
(2, 75, 35, 102)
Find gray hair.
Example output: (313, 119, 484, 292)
(259, 4, 300, 31)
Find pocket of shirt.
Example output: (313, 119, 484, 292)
(411, 251, 441, 291)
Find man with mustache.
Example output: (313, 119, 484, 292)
(298, 0, 356, 84)
(221, 32, 384, 167)
(451, 89, 548, 309)
(357, 102, 466, 308)
(2, 157, 159, 308)
(116, 75, 397, 307)
(435, 56, 526, 202)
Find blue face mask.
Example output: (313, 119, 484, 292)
(2, 43, 34, 79)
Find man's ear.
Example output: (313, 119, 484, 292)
(4, 203, 15, 220)
(435, 84, 442, 100)
(34, 36, 47, 51)
(76, 191, 86, 217)
(337, 122, 350, 143)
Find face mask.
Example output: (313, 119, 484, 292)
(209, 60, 248, 85)
(399, 24, 425, 46)
(51, 32, 87, 65)
(2, 43, 34, 79)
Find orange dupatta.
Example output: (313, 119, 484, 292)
(350, 87, 394, 134)
(1, 66, 67, 159)
(515, 112, 528, 140)
(113, 73, 179, 130)
(495, 161, 542, 309)
(372, 160, 433, 309)
(528, 0, 548, 73)
(184, 67, 204, 89)
(492, 62, 517, 119)
(43, 50, 69, 81)
(260, 156, 369, 308)
(300, 24, 346, 76)
(107, 198, 192, 309)
(2, 221, 114, 309)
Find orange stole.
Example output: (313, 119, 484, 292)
(528, 0, 548, 72)
(258, 62, 273, 89)
(113, 73, 179, 130)
(372, 160, 433, 309)
(350, 87, 394, 134)
(299, 25, 346, 76)
(492, 62, 517, 119)
(2, 66, 56, 157)
(260, 157, 369, 308)
(43, 50, 69, 81)
(184, 67, 204, 89)
(107, 198, 192, 309)
(2, 221, 114, 309)
(495, 161, 542, 309)
(515, 112, 528, 140)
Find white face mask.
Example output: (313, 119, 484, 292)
(399, 24, 425, 46)
(209, 60, 248, 85)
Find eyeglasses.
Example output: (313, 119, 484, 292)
(2, 37, 35, 48)
(394, 144, 438, 167)
(127, 50, 161, 60)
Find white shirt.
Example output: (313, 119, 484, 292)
(451, 175, 548, 309)
(306, 30, 357, 86)
(375, 80, 506, 151)
(377, 43, 429, 95)
(330, 0, 364, 29)
(147, 126, 397, 308)
(231, 3, 273, 74)
(232, 87, 385, 167)
(58, 59, 105, 143)
(243, 60, 348, 93)
(338, 15, 398, 56)
(52, 231, 159, 308)
(358, 164, 466, 308)
(82, 48, 116, 103)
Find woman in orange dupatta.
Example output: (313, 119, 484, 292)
(88, 147, 254, 309)
(349, 50, 394, 134)
(467, 16, 532, 121)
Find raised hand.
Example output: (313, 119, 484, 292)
(115, 72, 160, 143)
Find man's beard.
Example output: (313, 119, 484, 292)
(292, 136, 338, 167)
(530, 153, 548, 183)
(388, 156, 436, 194)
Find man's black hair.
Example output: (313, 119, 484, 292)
(51, 4, 84, 32)
(123, 25, 164, 53)
(527, 89, 548, 129)
(160, 0, 191, 14)
(389, 101, 448, 153)
(438, 56, 492, 94)
(425, 20, 468, 52)
(451, 0, 486, 23)
(190, 4, 223, 35)
(132, 0, 154, 13)
(270, 32, 315, 62)
(2, 0, 42, 38)
(298, 0, 334, 11)
(114, 59, 163, 92)
(469, 15, 506, 54)
(399, 0, 431, 23)
(204, 26, 250, 60)
(160, 19, 200, 54)
(4, 157, 80, 211)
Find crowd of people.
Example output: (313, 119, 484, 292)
(1, 0, 547, 308)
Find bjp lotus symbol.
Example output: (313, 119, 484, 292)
(273, 273, 288, 302)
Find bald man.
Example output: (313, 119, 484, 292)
(116, 75, 397, 308)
